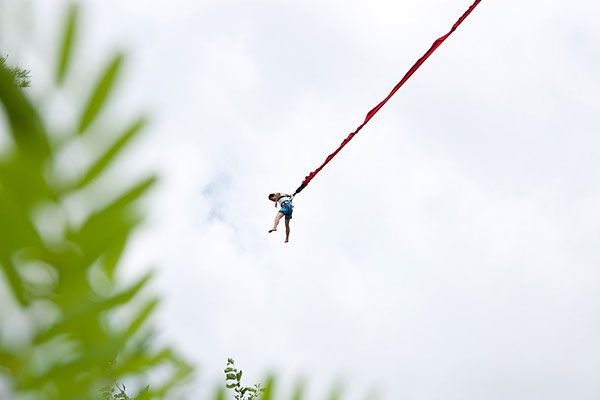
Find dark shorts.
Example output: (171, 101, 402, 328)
(279, 202, 293, 220)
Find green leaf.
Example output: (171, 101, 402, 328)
(226, 383, 237, 389)
(0, 55, 31, 88)
(213, 386, 226, 400)
(78, 53, 124, 133)
(0, 186, 45, 254)
(236, 370, 242, 381)
(75, 209, 141, 272)
(101, 270, 153, 310)
(0, 254, 28, 306)
(135, 386, 152, 400)
(74, 117, 147, 190)
(0, 65, 51, 161)
(1, 155, 56, 207)
(37, 271, 153, 342)
(69, 176, 156, 269)
(101, 231, 128, 280)
(224, 367, 235, 373)
(110, 347, 172, 377)
(292, 380, 305, 400)
(102, 175, 156, 212)
(262, 376, 275, 400)
(226, 373, 237, 380)
(125, 297, 159, 337)
(56, 4, 79, 84)
(148, 354, 194, 398)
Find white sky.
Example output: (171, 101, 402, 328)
(2, 0, 600, 398)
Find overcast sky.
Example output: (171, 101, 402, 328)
(2, 0, 600, 398)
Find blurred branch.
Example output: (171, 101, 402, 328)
(78, 53, 125, 133)
(0, 4, 193, 400)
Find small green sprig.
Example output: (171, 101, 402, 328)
(224, 358, 265, 400)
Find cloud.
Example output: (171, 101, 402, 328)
(3, 0, 600, 398)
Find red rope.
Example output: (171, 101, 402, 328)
(294, 0, 482, 195)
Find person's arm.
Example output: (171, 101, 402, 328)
(274, 192, 281, 207)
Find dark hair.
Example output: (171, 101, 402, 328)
(268, 193, 275, 200)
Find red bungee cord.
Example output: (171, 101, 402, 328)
(293, 0, 482, 196)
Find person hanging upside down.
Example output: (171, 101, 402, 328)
(268, 192, 293, 243)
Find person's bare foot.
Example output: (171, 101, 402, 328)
(268, 228, 277, 233)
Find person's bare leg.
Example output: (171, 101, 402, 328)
(284, 219, 290, 243)
(269, 212, 284, 233)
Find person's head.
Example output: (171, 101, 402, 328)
(268, 193, 276, 202)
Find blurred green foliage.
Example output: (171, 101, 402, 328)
(0, 4, 192, 399)
(0, 3, 375, 399)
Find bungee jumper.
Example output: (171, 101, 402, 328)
(268, 193, 294, 243)
(267, 0, 482, 242)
